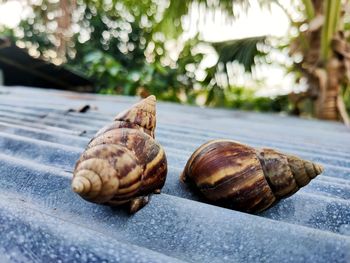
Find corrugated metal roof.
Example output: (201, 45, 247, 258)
(0, 85, 349, 263)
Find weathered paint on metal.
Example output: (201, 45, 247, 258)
(0, 86, 349, 263)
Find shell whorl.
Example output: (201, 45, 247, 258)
(87, 127, 167, 196)
(72, 95, 167, 212)
(72, 144, 143, 203)
(181, 139, 324, 213)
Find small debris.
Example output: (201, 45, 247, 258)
(67, 104, 97, 113)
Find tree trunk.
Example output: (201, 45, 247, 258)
(292, 0, 350, 125)
(315, 34, 350, 124)
(56, 0, 76, 61)
(315, 58, 340, 120)
(314, 56, 350, 125)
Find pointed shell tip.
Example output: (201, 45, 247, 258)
(72, 179, 83, 194)
(315, 163, 324, 175)
(146, 95, 156, 102)
(71, 176, 90, 195)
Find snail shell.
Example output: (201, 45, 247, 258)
(181, 139, 323, 213)
(72, 95, 167, 213)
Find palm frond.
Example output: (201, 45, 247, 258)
(301, 0, 315, 20)
(321, 0, 342, 61)
(156, 0, 275, 38)
(154, 1, 190, 38)
(211, 36, 266, 72)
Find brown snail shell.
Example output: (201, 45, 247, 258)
(181, 139, 323, 213)
(72, 95, 167, 213)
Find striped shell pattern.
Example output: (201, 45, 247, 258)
(71, 96, 167, 213)
(181, 139, 324, 213)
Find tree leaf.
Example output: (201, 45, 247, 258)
(211, 36, 266, 72)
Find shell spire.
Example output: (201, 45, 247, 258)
(256, 148, 324, 200)
(114, 95, 156, 138)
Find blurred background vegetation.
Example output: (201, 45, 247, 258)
(0, 0, 349, 123)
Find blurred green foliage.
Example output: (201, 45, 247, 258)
(0, 0, 289, 113)
(201, 85, 290, 112)
(80, 50, 188, 102)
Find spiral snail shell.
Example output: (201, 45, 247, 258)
(72, 95, 167, 213)
(181, 139, 323, 213)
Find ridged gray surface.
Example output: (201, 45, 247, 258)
(0, 85, 349, 263)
